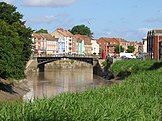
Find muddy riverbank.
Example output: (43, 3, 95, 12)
(0, 78, 30, 102)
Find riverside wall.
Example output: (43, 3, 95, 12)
(25, 59, 111, 79)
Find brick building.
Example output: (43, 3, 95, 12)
(97, 37, 131, 56)
(147, 30, 162, 60)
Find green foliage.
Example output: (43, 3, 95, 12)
(127, 45, 135, 53)
(70, 25, 93, 37)
(35, 29, 48, 34)
(114, 44, 124, 54)
(110, 59, 157, 77)
(0, 2, 33, 80)
(71, 60, 75, 64)
(0, 69, 161, 120)
(101, 61, 107, 66)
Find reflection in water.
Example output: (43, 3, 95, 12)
(24, 68, 109, 101)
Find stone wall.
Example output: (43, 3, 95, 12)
(25, 60, 38, 75)
(45, 60, 92, 70)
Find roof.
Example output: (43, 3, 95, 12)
(33, 33, 41, 39)
(98, 37, 120, 44)
(116, 38, 128, 43)
(40, 33, 58, 41)
(137, 42, 143, 46)
(74, 34, 92, 45)
(57, 28, 73, 37)
(153, 30, 162, 33)
(110, 38, 120, 44)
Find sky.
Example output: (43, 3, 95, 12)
(1, 0, 162, 41)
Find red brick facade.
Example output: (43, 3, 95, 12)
(147, 30, 162, 60)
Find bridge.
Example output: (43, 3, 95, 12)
(37, 56, 99, 72)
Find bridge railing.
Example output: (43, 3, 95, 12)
(32, 54, 101, 59)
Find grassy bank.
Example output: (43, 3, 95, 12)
(110, 59, 162, 78)
(0, 60, 161, 121)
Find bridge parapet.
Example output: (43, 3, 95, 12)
(37, 56, 99, 66)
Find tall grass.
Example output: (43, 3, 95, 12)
(110, 59, 157, 77)
(0, 61, 161, 121)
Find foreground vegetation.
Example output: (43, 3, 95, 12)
(0, 2, 33, 80)
(0, 60, 161, 120)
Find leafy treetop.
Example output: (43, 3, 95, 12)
(114, 45, 124, 54)
(127, 46, 135, 53)
(69, 25, 93, 37)
(35, 29, 48, 34)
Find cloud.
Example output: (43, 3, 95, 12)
(23, 0, 77, 7)
(99, 28, 152, 41)
(28, 16, 56, 24)
(27, 13, 70, 24)
(138, 28, 152, 34)
(145, 18, 162, 23)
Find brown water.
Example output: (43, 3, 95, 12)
(24, 68, 109, 101)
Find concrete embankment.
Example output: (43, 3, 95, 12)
(25, 59, 38, 75)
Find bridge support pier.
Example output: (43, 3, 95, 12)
(38, 64, 45, 72)
(93, 60, 103, 76)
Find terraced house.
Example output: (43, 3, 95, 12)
(40, 33, 58, 55)
(74, 34, 92, 55)
(33, 33, 46, 55)
(51, 28, 73, 54)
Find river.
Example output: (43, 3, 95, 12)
(24, 68, 110, 101)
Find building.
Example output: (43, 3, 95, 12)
(91, 39, 99, 55)
(57, 37, 65, 54)
(147, 30, 162, 60)
(97, 37, 110, 54)
(97, 37, 120, 56)
(74, 34, 92, 55)
(72, 37, 83, 54)
(40, 33, 58, 55)
(118, 38, 129, 52)
(51, 28, 74, 54)
(33, 33, 46, 55)
(142, 37, 147, 53)
(129, 41, 143, 55)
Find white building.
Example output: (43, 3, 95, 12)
(91, 39, 99, 55)
(142, 37, 147, 53)
(51, 28, 73, 54)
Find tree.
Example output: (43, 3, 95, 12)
(127, 46, 135, 53)
(114, 45, 124, 54)
(35, 29, 48, 34)
(69, 25, 93, 37)
(0, 2, 33, 80)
